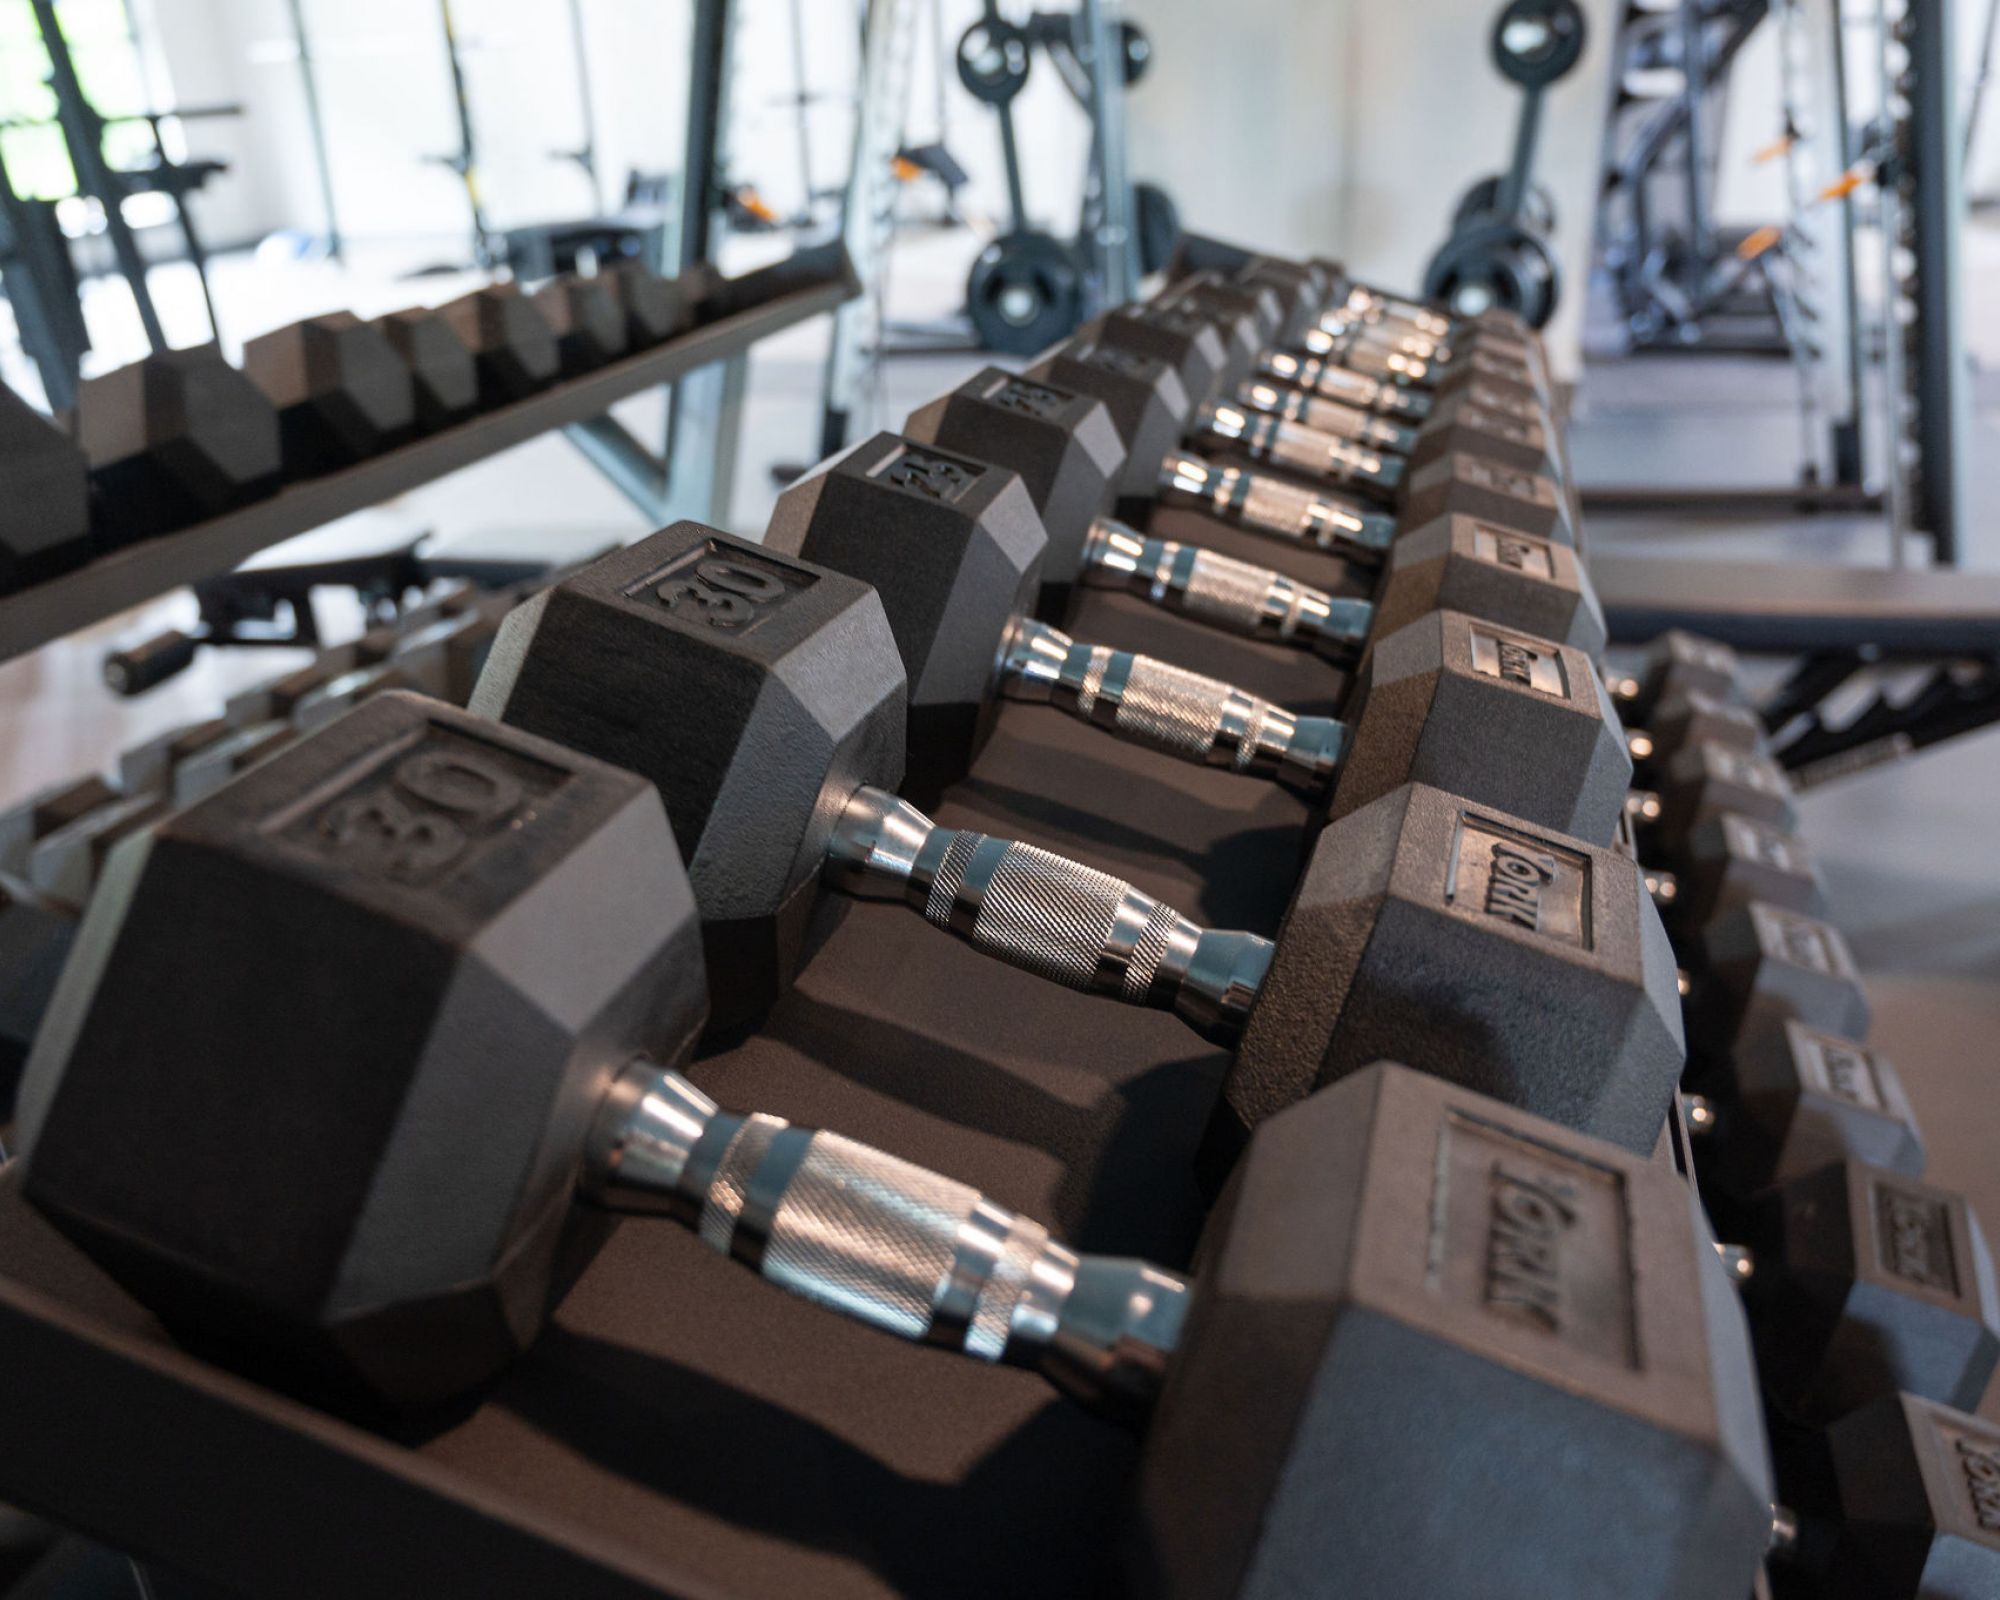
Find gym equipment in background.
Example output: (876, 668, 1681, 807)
(1420, 0, 1584, 330)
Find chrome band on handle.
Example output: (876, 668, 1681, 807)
(1254, 349, 1435, 421)
(1295, 327, 1443, 390)
(1155, 452, 1397, 560)
(824, 786, 1272, 1044)
(999, 617, 1347, 794)
(1190, 403, 1404, 502)
(1231, 380, 1419, 456)
(1080, 519, 1372, 660)
(1337, 284, 1456, 340)
(585, 1063, 1188, 1418)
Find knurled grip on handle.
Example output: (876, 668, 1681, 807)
(1102, 653, 1284, 772)
(923, 829, 1182, 1000)
(1174, 546, 1374, 657)
(585, 1063, 1188, 1416)
(1155, 453, 1396, 560)
(999, 619, 1346, 793)
(1232, 381, 1418, 457)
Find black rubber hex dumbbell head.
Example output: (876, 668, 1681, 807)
(1670, 812, 1826, 932)
(1411, 387, 1561, 482)
(904, 367, 1123, 603)
(75, 346, 282, 543)
(1701, 1017, 1923, 1196)
(531, 276, 629, 375)
(470, 523, 906, 1031)
(1373, 514, 1606, 654)
(1633, 689, 1765, 770)
(1333, 612, 1632, 841)
(0, 873, 75, 1118)
(764, 431, 1044, 801)
(1615, 630, 1743, 720)
(1740, 1161, 2000, 1421)
(1137, 1063, 1774, 1600)
(1825, 1394, 2000, 1600)
(1211, 782, 1686, 1173)
(1696, 901, 1869, 1055)
(1025, 336, 1191, 501)
(1085, 302, 1229, 400)
(436, 284, 560, 403)
(241, 311, 417, 475)
(1398, 451, 1574, 546)
(17, 692, 707, 1409)
(1160, 271, 1273, 375)
(0, 385, 92, 592)
(375, 307, 480, 431)
(601, 261, 689, 347)
(1654, 739, 1797, 840)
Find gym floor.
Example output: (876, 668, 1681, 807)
(2, 223, 1998, 1428)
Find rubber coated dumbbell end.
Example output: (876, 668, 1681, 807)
(998, 618, 1349, 796)
(1079, 519, 1374, 660)
(584, 1061, 1186, 1419)
(825, 786, 1272, 1045)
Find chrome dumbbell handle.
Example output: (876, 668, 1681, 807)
(1255, 349, 1434, 421)
(1190, 403, 1405, 501)
(1231, 380, 1419, 456)
(1079, 519, 1373, 661)
(586, 1064, 1188, 1418)
(1294, 326, 1445, 389)
(1000, 619, 1347, 796)
(1156, 452, 1397, 560)
(1334, 283, 1456, 340)
(1304, 311, 1453, 366)
(825, 787, 1272, 1045)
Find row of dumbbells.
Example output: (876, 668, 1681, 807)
(6, 250, 1994, 1599)
(1613, 631, 2000, 1600)
(0, 260, 693, 599)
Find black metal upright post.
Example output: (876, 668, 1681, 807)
(0, 141, 86, 410)
(28, 0, 168, 351)
(1900, 0, 1970, 564)
(285, 0, 344, 260)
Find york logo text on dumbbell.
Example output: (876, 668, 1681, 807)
(1877, 1184, 1960, 1295)
(1488, 841, 1559, 932)
(1470, 628, 1565, 696)
(1484, 1160, 1579, 1334)
(1956, 1433, 2000, 1533)
(1448, 819, 1591, 946)
(1471, 523, 1555, 578)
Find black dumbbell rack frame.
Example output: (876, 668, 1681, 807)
(0, 247, 860, 667)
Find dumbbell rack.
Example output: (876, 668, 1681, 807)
(0, 247, 859, 667)
(0, 500, 1365, 1596)
(5, 243, 1996, 1599)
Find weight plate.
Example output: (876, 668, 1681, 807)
(1121, 20, 1153, 85)
(1452, 175, 1558, 236)
(956, 19, 1031, 105)
(1492, 0, 1587, 89)
(1134, 182, 1182, 276)
(1422, 218, 1562, 329)
(966, 230, 1085, 355)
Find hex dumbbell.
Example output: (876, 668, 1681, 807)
(13, 785, 1773, 1600)
(471, 525, 1684, 1154)
(764, 440, 1631, 838)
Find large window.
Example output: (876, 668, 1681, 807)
(0, 0, 161, 202)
